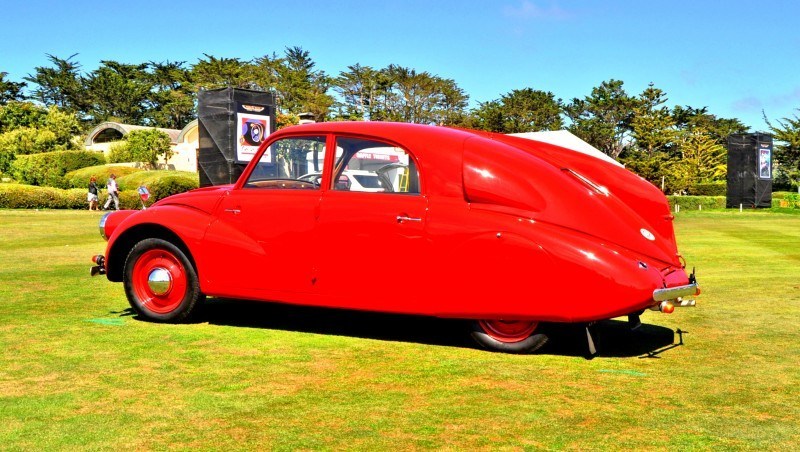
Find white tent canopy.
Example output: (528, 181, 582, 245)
(508, 130, 623, 167)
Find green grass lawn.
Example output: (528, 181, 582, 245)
(1, 209, 798, 449)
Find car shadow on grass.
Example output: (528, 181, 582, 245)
(171, 298, 681, 359)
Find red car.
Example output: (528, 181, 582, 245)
(91, 122, 699, 354)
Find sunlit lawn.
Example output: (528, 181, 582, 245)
(0, 208, 798, 449)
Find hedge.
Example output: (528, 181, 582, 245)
(687, 182, 726, 196)
(115, 171, 199, 201)
(1, 167, 199, 209)
(0, 183, 151, 210)
(63, 165, 142, 189)
(771, 191, 799, 200)
(11, 150, 106, 188)
(667, 196, 726, 210)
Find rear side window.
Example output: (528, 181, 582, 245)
(332, 136, 420, 194)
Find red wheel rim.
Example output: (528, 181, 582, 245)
(478, 320, 538, 343)
(131, 248, 187, 314)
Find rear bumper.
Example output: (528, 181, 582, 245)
(653, 283, 699, 302)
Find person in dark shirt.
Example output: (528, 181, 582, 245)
(87, 176, 99, 211)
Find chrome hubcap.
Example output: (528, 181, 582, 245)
(147, 268, 172, 295)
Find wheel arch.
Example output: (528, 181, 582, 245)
(107, 223, 197, 283)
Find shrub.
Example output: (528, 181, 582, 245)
(775, 193, 800, 208)
(0, 127, 58, 156)
(11, 151, 106, 188)
(0, 128, 59, 174)
(688, 182, 726, 196)
(667, 196, 726, 211)
(107, 141, 134, 163)
(127, 129, 173, 169)
(147, 175, 198, 201)
(64, 165, 142, 189)
(116, 171, 198, 201)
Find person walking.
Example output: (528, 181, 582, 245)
(87, 176, 100, 210)
(103, 174, 120, 211)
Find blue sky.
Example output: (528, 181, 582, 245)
(2, 0, 798, 130)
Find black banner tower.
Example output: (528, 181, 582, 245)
(726, 133, 773, 208)
(198, 88, 276, 187)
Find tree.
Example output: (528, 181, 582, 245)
(469, 100, 505, 132)
(347, 64, 468, 125)
(674, 130, 727, 183)
(631, 83, 676, 155)
(0, 72, 26, 104)
(275, 47, 334, 121)
(565, 79, 637, 159)
(765, 110, 800, 189)
(84, 61, 152, 124)
(126, 129, 173, 169)
(334, 64, 381, 120)
(471, 88, 562, 133)
(24, 54, 84, 112)
(251, 53, 282, 93)
(672, 105, 748, 144)
(191, 54, 255, 91)
(0, 101, 48, 133)
(146, 61, 195, 129)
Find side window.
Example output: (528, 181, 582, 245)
(332, 137, 420, 194)
(245, 136, 326, 189)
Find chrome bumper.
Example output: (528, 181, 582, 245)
(653, 283, 699, 302)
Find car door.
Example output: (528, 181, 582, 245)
(201, 135, 328, 297)
(314, 136, 429, 313)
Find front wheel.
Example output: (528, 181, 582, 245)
(123, 238, 202, 323)
(470, 319, 548, 353)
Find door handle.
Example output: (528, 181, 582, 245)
(396, 215, 422, 223)
(224, 208, 241, 215)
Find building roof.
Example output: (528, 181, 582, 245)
(177, 119, 198, 143)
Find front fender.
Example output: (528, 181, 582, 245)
(104, 205, 214, 283)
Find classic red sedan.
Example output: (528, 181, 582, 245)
(91, 122, 699, 353)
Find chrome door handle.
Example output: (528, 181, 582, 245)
(396, 215, 422, 223)
(224, 209, 241, 215)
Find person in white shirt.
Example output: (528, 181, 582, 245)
(103, 174, 120, 211)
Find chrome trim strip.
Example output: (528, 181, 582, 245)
(653, 283, 699, 302)
(99, 212, 112, 240)
(396, 215, 422, 223)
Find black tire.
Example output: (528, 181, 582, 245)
(123, 238, 203, 323)
(470, 320, 549, 354)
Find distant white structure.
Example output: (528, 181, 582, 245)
(509, 130, 623, 167)
(84, 121, 199, 172)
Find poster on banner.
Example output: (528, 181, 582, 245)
(758, 144, 772, 179)
(236, 103, 271, 163)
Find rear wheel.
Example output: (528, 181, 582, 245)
(471, 319, 548, 353)
(123, 238, 202, 322)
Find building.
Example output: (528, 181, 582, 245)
(84, 121, 199, 172)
